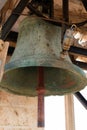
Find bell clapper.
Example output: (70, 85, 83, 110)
(37, 67, 45, 127)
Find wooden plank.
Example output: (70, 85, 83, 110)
(65, 94, 75, 130)
(0, 40, 9, 81)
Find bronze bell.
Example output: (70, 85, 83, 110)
(0, 16, 87, 96)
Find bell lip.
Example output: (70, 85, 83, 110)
(4, 57, 86, 77)
(1, 58, 87, 96)
(0, 84, 86, 96)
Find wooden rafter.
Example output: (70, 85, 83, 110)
(74, 92, 87, 110)
(81, 0, 87, 11)
(1, 0, 29, 40)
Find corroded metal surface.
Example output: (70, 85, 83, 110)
(0, 16, 87, 96)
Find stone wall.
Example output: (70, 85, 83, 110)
(0, 90, 44, 130)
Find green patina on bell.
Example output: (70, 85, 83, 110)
(0, 16, 87, 96)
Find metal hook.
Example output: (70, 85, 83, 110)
(71, 24, 77, 31)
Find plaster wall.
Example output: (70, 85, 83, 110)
(0, 91, 44, 130)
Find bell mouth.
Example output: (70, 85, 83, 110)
(0, 58, 86, 96)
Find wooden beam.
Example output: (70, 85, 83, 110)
(74, 92, 87, 110)
(1, 0, 29, 40)
(81, 0, 87, 11)
(72, 60, 87, 70)
(69, 46, 87, 58)
(6, 31, 18, 42)
(0, 41, 9, 81)
(61, 0, 69, 42)
(0, 0, 7, 10)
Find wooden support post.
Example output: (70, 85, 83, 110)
(65, 94, 75, 130)
(0, 41, 9, 81)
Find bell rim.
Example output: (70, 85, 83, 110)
(5, 57, 86, 77)
(1, 57, 87, 96)
(0, 84, 86, 96)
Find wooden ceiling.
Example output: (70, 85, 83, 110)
(0, 1, 86, 52)
(0, 0, 87, 69)
(0, 0, 87, 32)
(0, 1, 87, 62)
